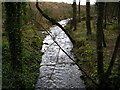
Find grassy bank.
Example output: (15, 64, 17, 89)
(66, 19, 120, 88)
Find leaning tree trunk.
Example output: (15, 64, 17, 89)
(72, 0, 77, 30)
(106, 1, 120, 79)
(106, 35, 120, 76)
(36, 1, 74, 43)
(96, 2, 105, 88)
(86, 0, 91, 35)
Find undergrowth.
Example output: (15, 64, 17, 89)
(66, 20, 120, 89)
(2, 25, 44, 89)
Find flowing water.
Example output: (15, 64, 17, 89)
(35, 19, 85, 89)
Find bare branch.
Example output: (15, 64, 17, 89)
(36, 1, 74, 43)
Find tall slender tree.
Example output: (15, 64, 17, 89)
(105, 1, 120, 78)
(96, 2, 105, 87)
(86, 0, 91, 35)
(72, 0, 77, 30)
(104, 2, 107, 29)
(118, 2, 120, 30)
(78, 0, 81, 22)
(118, 2, 120, 74)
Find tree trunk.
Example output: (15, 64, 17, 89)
(72, 0, 77, 30)
(86, 0, 91, 35)
(118, 2, 120, 75)
(106, 1, 120, 79)
(118, 43, 120, 76)
(104, 3, 107, 29)
(118, 2, 120, 30)
(78, 0, 81, 22)
(102, 31, 107, 47)
(5, 2, 22, 72)
(5, 2, 25, 88)
(102, 2, 107, 47)
(96, 2, 105, 87)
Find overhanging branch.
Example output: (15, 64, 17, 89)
(36, 0, 74, 43)
(34, 17, 99, 87)
(35, 0, 99, 87)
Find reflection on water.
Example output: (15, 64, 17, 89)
(36, 19, 85, 89)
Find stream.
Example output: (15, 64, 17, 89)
(35, 19, 85, 89)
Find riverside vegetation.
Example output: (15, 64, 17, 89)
(2, 1, 120, 90)
(66, 18, 120, 89)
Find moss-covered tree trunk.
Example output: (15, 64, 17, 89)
(86, 0, 91, 35)
(72, 0, 77, 30)
(96, 2, 105, 87)
(5, 2, 25, 88)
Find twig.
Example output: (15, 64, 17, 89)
(43, 42, 55, 53)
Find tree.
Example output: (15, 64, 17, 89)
(104, 2, 107, 29)
(118, 2, 120, 30)
(78, 0, 81, 22)
(4, 2, 25, 88)
(72, 0, 77, 30)
(105, 1, 120, 79)
(96, 2, 105, 87)
(96, 2, 120, 89)
(86, 0, 91, 35)
(5, 2, 22, 71)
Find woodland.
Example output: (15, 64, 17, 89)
(2, 1, 120, 90)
